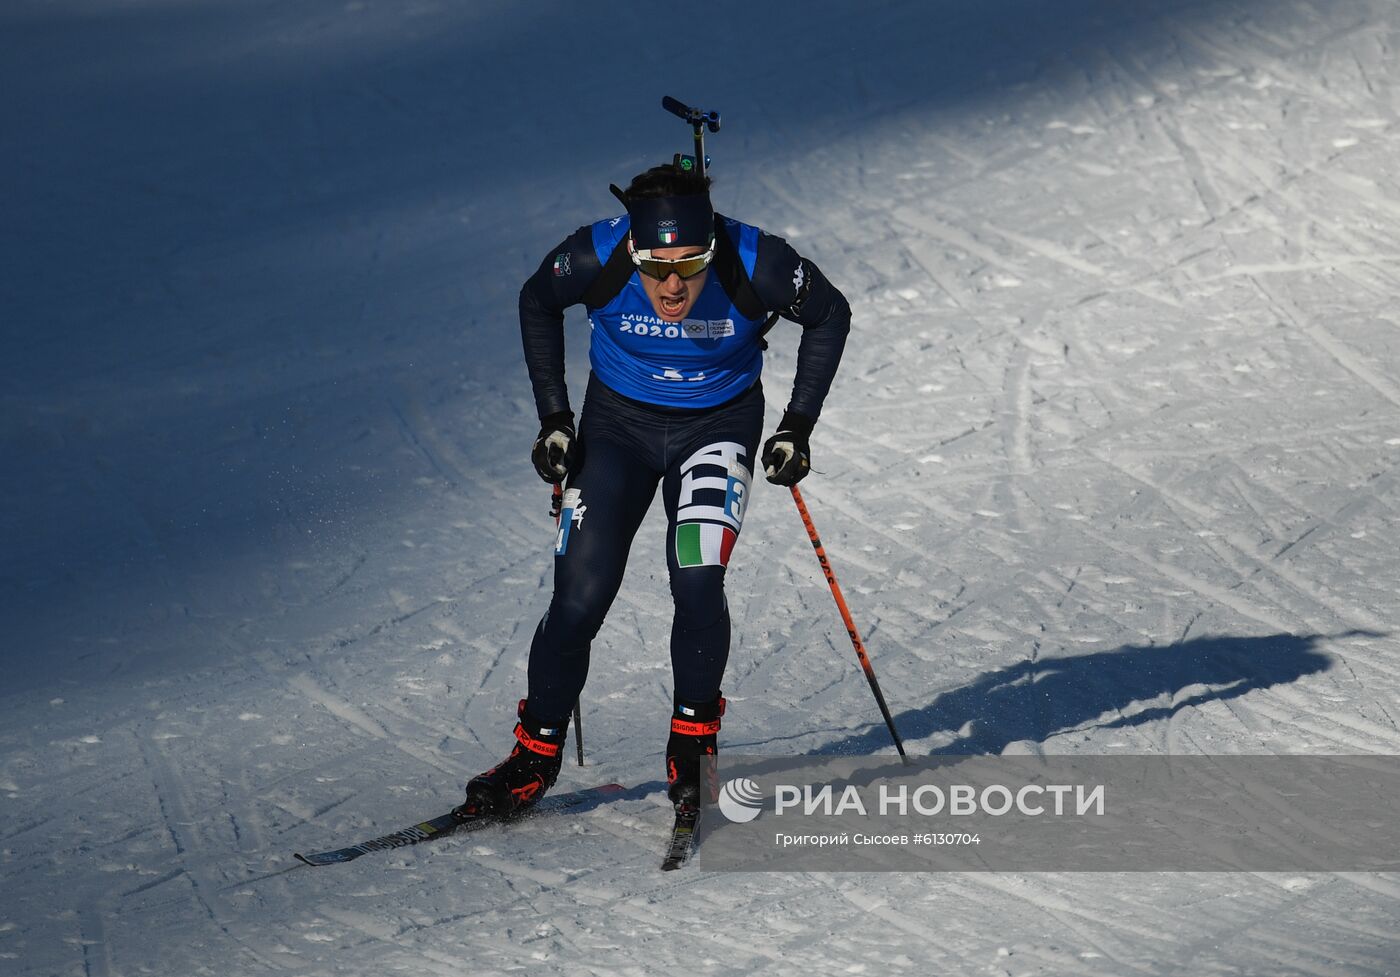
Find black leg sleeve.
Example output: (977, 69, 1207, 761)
(526, 431, 659, 722)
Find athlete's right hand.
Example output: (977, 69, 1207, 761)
(531, 412, 581, 483)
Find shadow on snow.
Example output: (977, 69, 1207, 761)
(812, 631, 1363, 757)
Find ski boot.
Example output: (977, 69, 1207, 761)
(461, 700, 568, 817)
(665, 692, 725, 811)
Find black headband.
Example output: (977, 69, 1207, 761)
(625, 193, 715, 250)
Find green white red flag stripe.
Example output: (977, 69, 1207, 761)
(675, 522, 736, 567)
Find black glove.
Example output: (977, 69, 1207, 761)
(531, 411, 581, 484)
(761, 410, 815, 486)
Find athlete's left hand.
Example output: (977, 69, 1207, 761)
(761, 410, 815, 486)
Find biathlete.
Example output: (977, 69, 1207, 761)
(463, 161, 851, 819)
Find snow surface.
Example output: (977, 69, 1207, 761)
(5, 0, 1400, 973)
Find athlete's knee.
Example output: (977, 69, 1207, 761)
(546, 576, 616, 639)
(670, 574, 729, 632)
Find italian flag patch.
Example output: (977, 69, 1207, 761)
(675, 522, 737, 568)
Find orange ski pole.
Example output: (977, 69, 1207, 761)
(789, 484, 907, 759)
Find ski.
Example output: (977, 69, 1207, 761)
(660, 805, 700, 871)
(294, 783, 624, 866)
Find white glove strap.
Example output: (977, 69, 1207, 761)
(543, 430, 572, 474)
(764, 438, 795, 478)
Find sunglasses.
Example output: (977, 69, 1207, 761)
(628, 235, 716, 281)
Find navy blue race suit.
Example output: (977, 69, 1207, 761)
(517, 214, 850, 723)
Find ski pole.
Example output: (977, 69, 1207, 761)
(551, 482, 587, 766)
(573, 701, 584, 767)
(789, 485, 907, 760)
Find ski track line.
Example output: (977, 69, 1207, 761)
(1046, 132, 1390, 316)
(818, 411, 998, 483)
(605, 895, 789, 967)
(1194, 253, 1400, 283)
(808, 875, 975, 970)
(1169, 876, 1346, 977)
(135, 731, 198, 861)
(314, 907, 478, 977)
(776, 162, 1014, 327)
(469, 857, 661, 966)
(1224, 469, 1294, 544)
(315, 549, 368, 603)
(1075, 521, 1307, 634)
(952, 874, 1159, 973)
(1177, 153, 1378, 286)
(901, 575, 1036, 656)
(0, 812, 60, 845)
(385, 387, 543, 555)
(472, 626, 525, 695)
(860, 5, 1235, 201)
(1003, 344, 1035, 481)
(892, 205, 1032, 285)
(1249, 273, 1400, 410)
(733, 536, 798, 667)
(136, 731, 293, 976)
(1316, 165, 1400, 233)
(1172, 16, 1377, 118)
(1187, 459, 1394, 635)
(307, 910, 466, 977)
(369, 697, 487, 770)
(1093, 454, 1388, 635)
(1248, 694, 1400, 751)
(326, 592, 463, 656)
(753, 170, 852, 248)
(1218, 689, 1277, 742)
(541, 912, 652, 976)
(286, 673, 458, 778)
(1152, 107, 1227, 222)
(898, 238, 979, 312)
(1335, 872, 1400, 902)
(878, 461, 1054, 562)
(76, 900, 111, 977)
(982, 218, 1109, 279)
(563, 854, 746, 919)
(1324, 899, 1400, 945)
(212, 640, 276, 859)
(116, 866, 192, 901)
(1242, 924, 1398, 977)
(783, 459, 974, 566)
(495, 906, 616, 977)
(461, 851, 571, 888)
